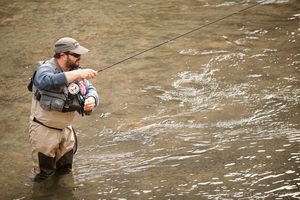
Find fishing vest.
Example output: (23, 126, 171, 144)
(28, 60, 83, 114)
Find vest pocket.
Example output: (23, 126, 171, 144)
(39, 94, 66, 112)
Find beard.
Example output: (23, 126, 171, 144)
(66, 57, 79, 70)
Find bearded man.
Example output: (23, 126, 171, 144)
(28, 37, 99, 182)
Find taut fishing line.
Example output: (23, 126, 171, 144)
(97, 0, 266, 73)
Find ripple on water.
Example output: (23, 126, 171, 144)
(258, 0, 290, 4)
(79, 18, 300, 198)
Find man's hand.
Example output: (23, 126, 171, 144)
(84, 96, 96, 111)
(65, 69, 97, 83)
(77, 69, 97, 81)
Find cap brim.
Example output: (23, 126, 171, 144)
(71, 45, 89, 55)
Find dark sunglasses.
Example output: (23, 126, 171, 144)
(68, 52, 81, 58)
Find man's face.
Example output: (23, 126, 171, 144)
(66, 52, 81, 70)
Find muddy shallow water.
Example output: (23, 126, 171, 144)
(0, 0, 299, 199)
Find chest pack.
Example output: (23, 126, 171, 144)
(27, 61, 85, 115)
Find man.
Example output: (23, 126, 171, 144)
(29, 37, 99, 182)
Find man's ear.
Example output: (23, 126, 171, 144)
(60, 53, 68, 60)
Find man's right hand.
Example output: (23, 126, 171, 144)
(77, 69, 98, 80)
(65, 68, 97, 83)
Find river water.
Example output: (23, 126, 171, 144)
(0, 0, 299, 199)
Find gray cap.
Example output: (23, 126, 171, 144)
(54, 37, 89, 54)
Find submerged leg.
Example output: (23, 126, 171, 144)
(34, 152, 55, 182)
(56, 150, 74, 174)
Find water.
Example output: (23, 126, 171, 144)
(0, 0, 299, 199)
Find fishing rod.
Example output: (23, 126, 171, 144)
(97, 0, 266, 73)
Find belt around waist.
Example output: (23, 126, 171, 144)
(33, 117, 63, 131)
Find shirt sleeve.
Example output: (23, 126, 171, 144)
(85, 80, 100, 107)
(34, 65, 67, 90)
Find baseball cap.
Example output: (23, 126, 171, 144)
(54, 37, 89, 54)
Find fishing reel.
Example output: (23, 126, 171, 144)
(67, 82, 91, 116)
(68, 82, 80, 95)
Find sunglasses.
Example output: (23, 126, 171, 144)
(68, 52, 81, 58)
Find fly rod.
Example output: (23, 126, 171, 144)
(97, 1, 265, 73)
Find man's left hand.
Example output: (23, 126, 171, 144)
(84, 97, 95, 111)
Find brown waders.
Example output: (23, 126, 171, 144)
(29, 98, 77, 182)
(29, 120, 78, 182)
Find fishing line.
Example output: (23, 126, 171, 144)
(97, 0, 267, 73)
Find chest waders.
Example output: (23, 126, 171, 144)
(28, 60, 80, 182)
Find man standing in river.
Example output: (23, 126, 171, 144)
(28, 37, 99, 182)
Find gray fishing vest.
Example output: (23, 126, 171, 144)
(30, 60, 82, 114)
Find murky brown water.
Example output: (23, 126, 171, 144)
(0, 0, 299, 199)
